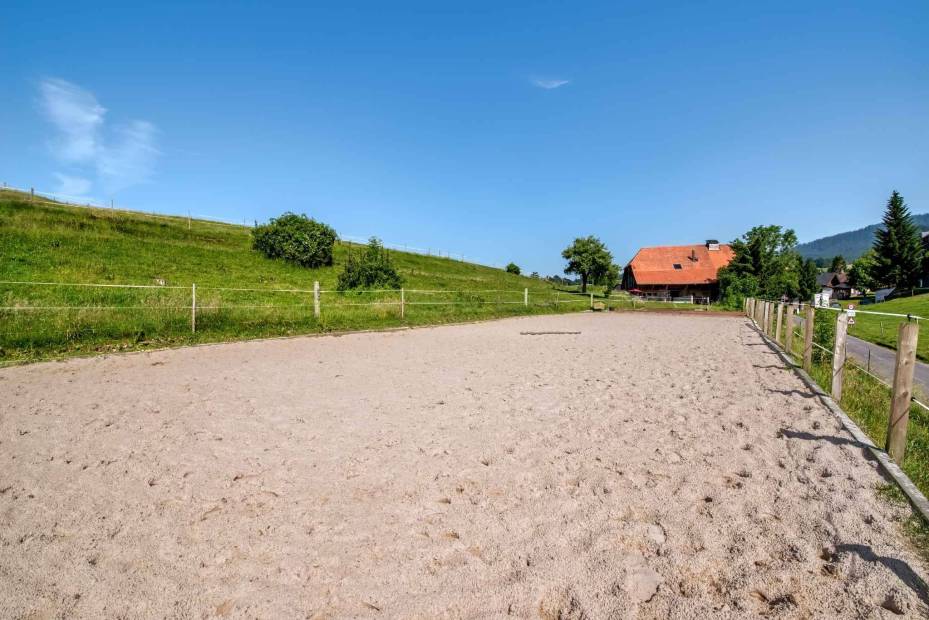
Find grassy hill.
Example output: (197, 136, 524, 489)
(0, 189, 587, 363)
(796, 213, 929, 261)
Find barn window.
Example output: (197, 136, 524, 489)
(672, 263, 682, 270)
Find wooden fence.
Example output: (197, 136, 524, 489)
(743, 297, 919, 465)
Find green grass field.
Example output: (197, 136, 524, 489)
(1, 189, 603, 363)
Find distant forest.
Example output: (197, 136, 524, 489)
(796, 213, 929, 262)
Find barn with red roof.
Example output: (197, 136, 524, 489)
(621, 240, 735, 301)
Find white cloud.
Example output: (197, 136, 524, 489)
(38, 78, 159, 195)
(531, 78, 571, 90)
(98, 120, 159, 192)
(53, 173, 92, 197)
(40, 78, 105, 164)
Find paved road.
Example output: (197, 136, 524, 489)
(789, 314, 929, 399)
(846, 335, 929, 400)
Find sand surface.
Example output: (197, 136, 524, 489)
(2, 313, 928, 618)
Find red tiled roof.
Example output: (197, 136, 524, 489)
(627, 244, 734, 286)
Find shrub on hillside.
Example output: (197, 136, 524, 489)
(252, 212, 337, 268)
(505, 262, 521, 275)
(337, 237, 403, 290)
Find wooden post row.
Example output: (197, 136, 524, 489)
(775, 303, 784, 343)
(831, 313, 848, 401)
(802, 304, 814, 372)
(887, 322, 919, 463)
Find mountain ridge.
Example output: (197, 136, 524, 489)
(796, 213, 929, 261)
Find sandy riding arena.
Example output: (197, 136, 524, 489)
(2, 313, 928, 618)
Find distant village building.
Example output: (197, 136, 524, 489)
(621, 240, 734, 301)
(874, 287, 895, 303)
(817, 271, 857, 300)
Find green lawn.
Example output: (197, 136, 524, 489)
(0, 190, 593, 363)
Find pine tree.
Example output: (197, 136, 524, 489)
(872, 191, 924, 288)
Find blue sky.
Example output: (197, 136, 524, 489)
(2, 1, 928, 274)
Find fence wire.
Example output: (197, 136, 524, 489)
(751, 300, 929, 414)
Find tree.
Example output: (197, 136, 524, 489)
(828, 255, 847, 273)
(505, 262, 521, 275)
(337, 237, 403, 290)
(717, 225, 800, 307)
(798, 257, 818, 302)
(529, 271, 540, 279)
(600, 264, 620, 298)
(252, 212, 337, 268)
(848, 249, 877, 291)
(872, 191, 923, 289)
(561, 236, 613, 293)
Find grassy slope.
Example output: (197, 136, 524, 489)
(0, 190, 587, 362)
(841, 295, 929, 361)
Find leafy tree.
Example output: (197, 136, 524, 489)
(717, 225, 800, 307)
(798, 257, 818, 302)
(848, 249, 877, 291)
(505, 262, 521, 275)
(337, 237, 403, 290)
(252, 212, 337, 268)
(529, 271, 540, 279)
(562, 236, 613, 293)
(828, 255, 847, 273)
(600, 263, 620, 298)
(872, 191, 923, 289)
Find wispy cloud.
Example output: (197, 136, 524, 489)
(531, 78, 571, 90)
(38, 78, 159, 196)
(52, 173, 93, 198)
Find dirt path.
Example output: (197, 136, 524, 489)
(1, 313, 927, 618)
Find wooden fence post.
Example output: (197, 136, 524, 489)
(524, 288, 528, 307)
(831, 312, 849, 401)
(590, 292, 594, 309)
(191, 283, 196, 333)
(766, 302, 774, 336)
(784, 304, 794, 354)
(401, 288, 405, 318)
(313, 281, 320, 319)
(775, 303, 784, 343)
(887, 321, 919, 463)
(803, 304, 814, 372)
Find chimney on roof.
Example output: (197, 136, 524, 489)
(690, 249, 698, 262)
(706, 239, 720, 251)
